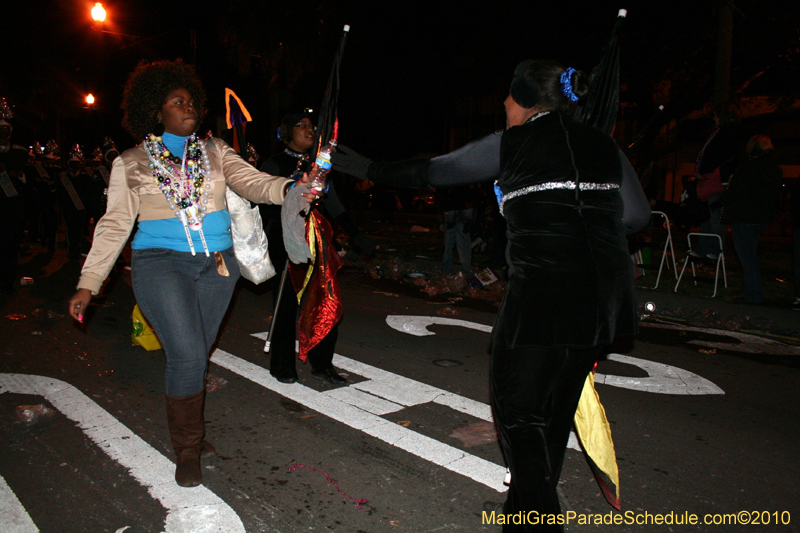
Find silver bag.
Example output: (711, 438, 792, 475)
(225, 186, 275, 284)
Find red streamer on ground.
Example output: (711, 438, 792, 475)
(288, 462, 367, 510)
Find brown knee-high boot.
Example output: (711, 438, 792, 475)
(165, 390, 206, 487)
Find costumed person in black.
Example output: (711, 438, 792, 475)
(57, 144, 93, 259)
(86, 146, 107, 225)
(259, 111, 370, 384)
(86, 137, 121, 225)
(23, 142, 55, 250)
(0, 99, 28, 294)
(333, 60, 650, 531)
(42, 141, 63, 250)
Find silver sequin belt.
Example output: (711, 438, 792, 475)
(499, 181, 620, 216)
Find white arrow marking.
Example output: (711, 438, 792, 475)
(385, 316, 725, 395)
(0, 374, 245, 533)
(385, 315, 493, 337)
(596, 354, 724, 395)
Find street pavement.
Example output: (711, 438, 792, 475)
(1, 239, 799, 532)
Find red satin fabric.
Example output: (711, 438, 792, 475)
(288, 209, 343, 361)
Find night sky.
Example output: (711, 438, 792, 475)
(4, 0, 799, 160)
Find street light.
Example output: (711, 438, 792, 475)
(85, 94, 95, 105)
(91, 3, 106, 23)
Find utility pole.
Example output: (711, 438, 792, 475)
(713, 0, 733, 106)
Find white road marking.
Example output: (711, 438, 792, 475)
(0, 374, 245, 533)
(212, 347, 508, 493)
(596, 354, 724, 395)
(385, 316, 726, 395)
(0, 475, 39, 533)
(385, 315, 493, 337)
(642, 321, 800, 356)
(241, 313, 731, 492)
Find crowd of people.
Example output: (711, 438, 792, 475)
(0, 102, 122, 294)
(682, 108, 790, 306)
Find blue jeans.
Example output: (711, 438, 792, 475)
(731, 224, 767, 303)
(442, 209, 473, 275)
(693, 193, 726, 256)
(132, 247, 240, 397)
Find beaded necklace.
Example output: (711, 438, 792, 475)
(283, 147, 311, 181)
(143, 133, 212, 256)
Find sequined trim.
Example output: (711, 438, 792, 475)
(284, 148, 306, 159)
(499, 181, 620, 216)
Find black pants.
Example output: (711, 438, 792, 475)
(269, 262, 338, 379)
(491, 342, 603, 532)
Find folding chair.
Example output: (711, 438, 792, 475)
(647, 211, 677, 289)
(674, 232, 727, 298)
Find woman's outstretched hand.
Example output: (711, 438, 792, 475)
(68, 289, 92, 322)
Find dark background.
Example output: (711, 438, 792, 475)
(4, 0, 799, 161)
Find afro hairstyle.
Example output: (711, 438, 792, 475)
(121, 59, 207, 140)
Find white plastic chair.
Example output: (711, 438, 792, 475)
(674, 232, 727, 298)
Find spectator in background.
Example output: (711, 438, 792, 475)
(441, 185, 475, 276)
(721, 135, 783, 304)
(690, 107, 743, 260)
(792, 177, 800, 311)
(0, 107, 28, 294)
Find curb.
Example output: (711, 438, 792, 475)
(635, 288, 799, 341)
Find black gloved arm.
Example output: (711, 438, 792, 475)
(368, 158, 432, 189)
(330, 145, 374, 180)
(332, 144, 432, 189)
(333, 131, 503, 191)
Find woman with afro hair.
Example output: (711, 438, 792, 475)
(69, 60, 314, 487)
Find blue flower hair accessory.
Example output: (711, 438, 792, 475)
(560, 67, 579, 102)
(493, 181, 503, 207)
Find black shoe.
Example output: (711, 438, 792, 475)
(272, 372, 298, 384)
(482, 501, 505, 514)
(311, 368, 347, 384)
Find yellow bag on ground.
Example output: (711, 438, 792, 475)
(132, 304, 162, 351)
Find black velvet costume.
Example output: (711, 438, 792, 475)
(340, 111, 650, 531)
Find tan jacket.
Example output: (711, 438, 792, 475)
(77, 137, 291, 295)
